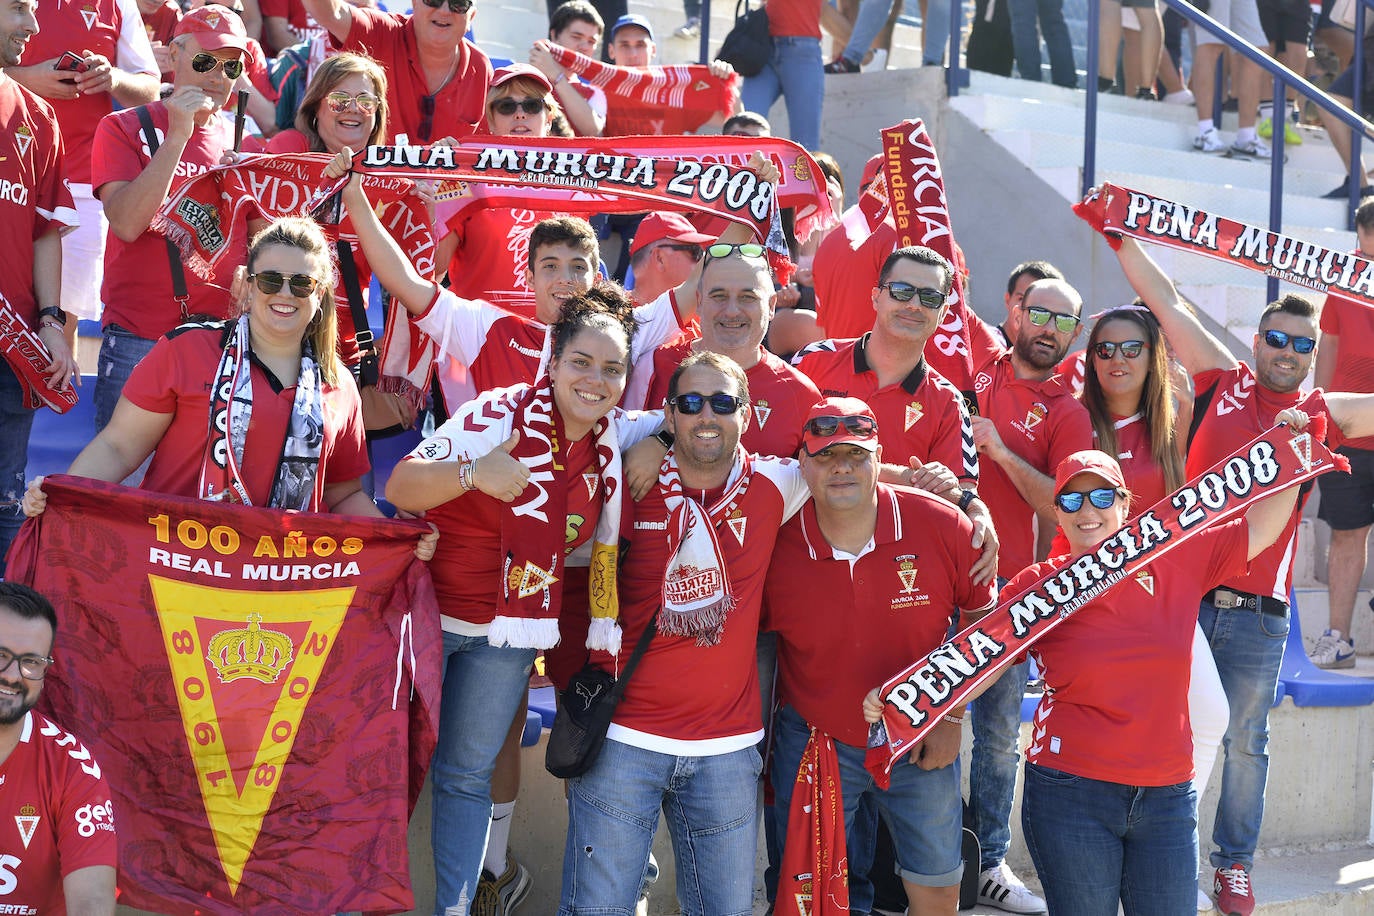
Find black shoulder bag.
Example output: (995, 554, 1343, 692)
(715, 0, 773, 78)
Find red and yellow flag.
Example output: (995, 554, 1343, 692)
(7, 476, 442, 914)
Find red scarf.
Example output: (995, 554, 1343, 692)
(865, 420, 1345, 787)
(544, 44, 740, 137)
(0, 292, 77, 414)
(776, 729, 850, 916)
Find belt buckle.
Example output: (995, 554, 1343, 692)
(1213, 589, 1237, 609)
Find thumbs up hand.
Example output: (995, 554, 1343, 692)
(472, 431, 533, 502)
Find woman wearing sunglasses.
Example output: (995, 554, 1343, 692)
(1008, 439, 1307, 916)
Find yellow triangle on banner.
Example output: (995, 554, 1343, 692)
(149, 576, 353, 896)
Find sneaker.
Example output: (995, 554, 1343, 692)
(824, 57, 861, 74)
(471, 858, 532, 915)
(1229, 136, 1271, 159)
(1322, 178, 1374, 199)
(1193, 126, 1225, 153)
(1310, 629, 1356, 669)
(1257, 116, 1302, 145)
(1213, 863, 1255, 916)
(977, 863, 1048, 914)
(1164, 88, 1196, 105)
(673, 17, 700, 39)
(1198, 886, 1213, 911)
(861, 48, 888, 73)
(1136, 86, 1156, 100)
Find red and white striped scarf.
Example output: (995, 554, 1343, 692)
(0, 293, 77, 414)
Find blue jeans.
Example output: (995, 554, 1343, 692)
(923, 0, 953, 65)
(741, 36, 823, 152)
(432, 631, 535, 915)
(560, 738, 760, 915)
(1008, 0, 1077, 86)
(0, 363, 35, 578)
(1022, 763, 1198, 916)
(94, 325, 158, 433)
(838, 0, 893, 65)
(969, 658, 1028, 871)
(771, 705, 963, 888)
(1197, 599, 1288, 870)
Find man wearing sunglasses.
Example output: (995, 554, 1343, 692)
(89, 6, 250, 432)
(0, 583, 117, 914)
(1107, 234, 1374, 915)
(624, 212, 713, 308)
(765, 397, 997, 916)
(302, 0, 491, 143)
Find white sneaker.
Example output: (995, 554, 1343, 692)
(1164, 88, 1196, 105)
(1230, 136, 1272, 159)
(1310, 628, 1356, 669)
(673, 17, 700, 39)
(1193, 126, 1225, 152)
(1198, 886, 1213, 911)
(862, 48, 888, 72)
(977, 863, 1048, 914)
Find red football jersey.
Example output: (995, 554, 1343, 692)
(440, 206, 560, 319)
(0, 712, 117, 912)
(811, 215, 894, 341)
(1320, 288, 1374, 450)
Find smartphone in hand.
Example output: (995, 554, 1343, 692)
(54, 51, 86, 72)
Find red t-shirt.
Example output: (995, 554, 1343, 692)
(973, 351, 1093, 579)
(260, 0, 323, 42)
(764, 485, 994, 746)
(142, 0, 180, 44)
(795, 334, 978, 481)
(811, 216, 893, 341)
(1013, 519, 1249, 785)
(92, 103, 240, 338)
(1187, 364, 1338, 599)
(120, 325, 371, 508)
(336, 8, 491, 143)
(605, 457, 811, 754)
(1050, 413, 1170, 556)
(766, 0, 823, 38)
(644, 342, 821, 458)
(1320, 288, 1374, 450)
(0, 77, 74, 322)
(0, 712, 118, 912)
(440, 206, 559, 319)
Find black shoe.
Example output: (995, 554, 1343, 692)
(824, 57, 860, 74)
(1322, 179, 1374, 199)
(1135, 86, 1156, 100)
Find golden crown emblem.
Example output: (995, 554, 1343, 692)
(18, 803, 35, 816)
(206, 613, 294, 684)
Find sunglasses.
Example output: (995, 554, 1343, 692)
(490, 97, 548, 116)
(879, 282, 945, 309)
(706, 243, 765, 259)
(249, 271, 323, 298)
(0, 645, 54, 681)
(324, 91, 380, 114)
(1092, 339, 1146, 360)
(419, 0, 473, 11)
(1024, 305, 1081, 333)
(669, 392, 744, 415)
(804, 415, 878, 438)
(191, 52, 244, 80)
(1055, 488, 1121, 512)
(1262, 329, 1316, 354)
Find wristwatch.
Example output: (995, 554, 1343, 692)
(37, 306, 68, 327)
(957, 488, 978, 512)
(653, 430, 674, 450)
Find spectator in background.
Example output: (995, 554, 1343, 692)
(545, 0, 624, 60)
(1190, 1, 1268, 155)
(741, 0, 824, 151)
(1097, 0, 1162, 98)
(8, 0, 160, 350)
(825, 0, 893, 73)
(1315, 25, 1374, 199)
(623, 213, 713, 308)
(137, 0, 182, 79)
(1008, 0, 1076, 86)
(967, 0, 1014, 76)
(261, 0, 325, 55)
(676, 0, 702, 39)
(1254, 0, 1308, 145)
(531, 0, 607, 136)
(302, 0, 492, 143)
(722, 109, 772, 137)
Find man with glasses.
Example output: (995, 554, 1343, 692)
(1107, 235, 1374, 915)
(89, 5, 250, 431)
(994, 260, 1065, 349)
(302, 0, 491, 143)
(624, 213, 713, 308)
(0, 583, 117, 914)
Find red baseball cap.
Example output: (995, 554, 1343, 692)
(1054, 449, 1127, 494)
(173, 6, 250, 55)
(860, 153, 883, 189)
(491, 63, 554, 94)
(801, 397, 880, 456)
(629, 213, 714, 258)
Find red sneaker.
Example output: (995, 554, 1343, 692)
(1214, 863, 1255, 916)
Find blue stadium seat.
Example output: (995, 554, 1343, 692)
(520, 709, 543, 747)
(528, 685, 558, 728)
(369, 428, 424, 516)
(1279, 590, 1374, 707)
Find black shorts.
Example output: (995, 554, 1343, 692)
(1318, 445, 1374, 530)
(1257, 0, 1312, 48)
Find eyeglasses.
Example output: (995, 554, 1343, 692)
(706, 243, 765, 259)
(191, 52, 244, 80)
(804, 415, 878, 439)
(1024, 305, 1082, 334)
(418, 95, 436, 143)
(1091, 339, 1146, 360)
(490, 97, 548, 116)
(1262, 329, 1316, 354)
(1054, 488, 1121, 513)
(249, 271, 323, 298)
(878, 282, 945, 309)
(420, 0, 473, 11)
(0, 646, 54, 681)
(660, 243, 705, 261)
(324, 91, 380, 114)
(669, 392, 744, 415)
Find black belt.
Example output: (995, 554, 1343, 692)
(1204, 588, 1287, 618)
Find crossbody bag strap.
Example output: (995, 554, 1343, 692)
(134, 105, 191, 319)
(335, 239, 378, 386)
(608, 612, 659, 701)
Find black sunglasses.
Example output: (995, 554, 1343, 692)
(1024, 305, 1081, 333)
(249, 271, 323, 298)
(706, 243, 765, 259)
(191, 52, 244, 80)
(490, 97, 548, 116)
(0, 645, 54, 680)
(1055, 488, 1120, 512)
(420, 0, 473, 11)
(1262, 329, 1315, 354)
(804, 415, 878, 439)
(669, 392, 744, 415)
(879, 282, 945, 309)
(1092, 339, 1146, 360)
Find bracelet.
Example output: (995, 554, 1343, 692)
(941, 713, 965, 725)
(553, 71, 567, 86)
(38, 317, 64, 331)
(458, 459, 475, 492)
